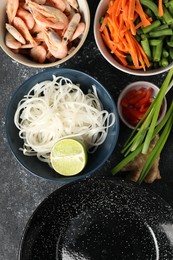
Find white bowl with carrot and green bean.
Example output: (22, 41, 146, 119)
(94, 0, 173, 76)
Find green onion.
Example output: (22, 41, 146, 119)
(111, 68, 173, 183)
(138, 109, 173, 184)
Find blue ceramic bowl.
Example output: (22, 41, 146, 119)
(5, 68, 119, 182)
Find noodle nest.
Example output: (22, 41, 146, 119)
(14, 75, 116, 164)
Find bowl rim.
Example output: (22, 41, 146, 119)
(5, 68, 119, 182)
(93, 0, 173, 76)
(117, 81, 167, 129)
(0, 0, 91, 68)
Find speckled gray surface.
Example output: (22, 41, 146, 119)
(0, 1, 173, 260)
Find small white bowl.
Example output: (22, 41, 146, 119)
(0, 0, 90, 68)
(93, 0, 173, 76)
(117, 81, 167, 129)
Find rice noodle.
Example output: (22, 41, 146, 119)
(14, 75, 116, 164)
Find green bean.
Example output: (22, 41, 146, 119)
(166, 34, 173, 47)
(149, 28, 173, 37)
(140, 0, 159, 17)
(167, 41, 173, 47)
(161, 57, 169, 66)
(152, 24, 169, 31)
(141, 38, 151, 60)
(163, 7, 173, 25)
(142, 20, 161, 34)
(153, 41, 163, 61)
(169, 6, 173, 16)
(152, 46, 156, 60)
(144, 8, 154, 18)
(165, 1, 173, 8)
(163, 49, 169, 57)
(141, 33, 149, 40)
(149, 38, 163, 46)
(126, 54, 133, 65)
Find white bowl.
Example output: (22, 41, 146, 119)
(117, 81, 167, 129)
(94, 0, 173, 76)
(0, 0, 90, 68)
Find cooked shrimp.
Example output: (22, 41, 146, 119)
(48, 0, 66, 12)
(43, 29, 68, 59)
(13, 17, 35, 44)
(31, 10, 66, 29)
(6, 0, 19, 24)
(30, 45, 47, 63)
(27, 0, 47, 4)
(63, 0, 72, 14)
(17, 7, 35, 30)
(27, 1, 69, 27)
(63, 13, 80, 42)
(30, 22, 45, 34)
(66, 0, 78, 10)
(5, 32, 22, 49)
(6, 23, 26, 44)
(71, 22, 85, 41)
(20, 43, 35, 48)
(34, 31, 45, 42)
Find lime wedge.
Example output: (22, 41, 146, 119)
(50, 139, 87, 176)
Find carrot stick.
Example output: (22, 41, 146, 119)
(135, 0, 151, 27)
(102, 33, 114, 50)
(158, 0, 164, 17)
(122, 0, 127, 12)
(100, 17, 108, 32)
(123, 3, 129, 21)
(115, 0, 123, 17)
(129, 20, 136, 35)
(135, 17, 152, 30)
(114, 49, 128, 66)
(128, 0, 136, 20)
(125, 32, 139, 68)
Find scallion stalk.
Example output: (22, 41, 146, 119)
(138, 110, 173, 184)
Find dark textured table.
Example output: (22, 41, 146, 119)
(0, 1, 173, 259)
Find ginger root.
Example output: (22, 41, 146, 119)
(121, 135, 161, 183)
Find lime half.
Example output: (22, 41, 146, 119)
(50, 139, 87, 176)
